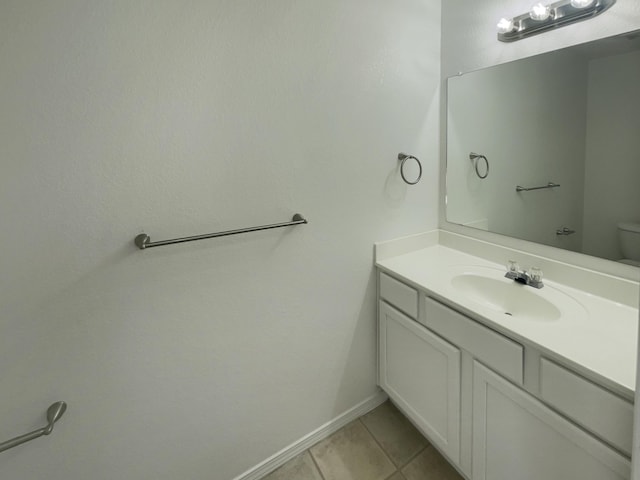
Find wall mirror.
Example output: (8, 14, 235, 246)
(446, 29, 640, 266)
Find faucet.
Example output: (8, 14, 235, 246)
(505, 261, 544, 289)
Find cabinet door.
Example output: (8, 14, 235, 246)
(472, 361, 630, 480)
(379, 301, 461, 463)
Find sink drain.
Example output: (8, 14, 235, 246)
(504, 312, 513, 316)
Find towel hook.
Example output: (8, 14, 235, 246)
(0, 402, 67, 454)
(398, 153, 422, 185)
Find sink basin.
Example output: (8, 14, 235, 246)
(451, 270, 585, 322)
(451, 273, 561, 321)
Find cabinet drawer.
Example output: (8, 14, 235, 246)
(540, 358, 633, 456)
(380, 272, 418, 319)
(424, 297, 523, 385)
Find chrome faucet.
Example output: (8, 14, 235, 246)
(505, 261, 544, 289)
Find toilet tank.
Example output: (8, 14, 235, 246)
(618, 222, 640, 261)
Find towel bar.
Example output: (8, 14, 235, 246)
(516, 182, 560, 192)
(135, 214, 308, 250)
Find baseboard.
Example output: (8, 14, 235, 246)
(231, 390, 389, 480)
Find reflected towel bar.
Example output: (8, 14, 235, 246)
(0, 402, 67, 454)
(516, 182, 560, 192)
(135, 214, 308, 250)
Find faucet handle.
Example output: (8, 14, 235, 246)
(507, 260, 520, 273)
(530, 267, 543, 283)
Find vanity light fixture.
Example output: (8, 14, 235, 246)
(530, 2, 551, 20)
(571, 0, 595, 7)
(497, 18, 516, 34)
(497, 0, 616, 42)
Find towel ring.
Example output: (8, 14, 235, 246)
(398, 153, 422, 185)
(469, 152, 489, 179)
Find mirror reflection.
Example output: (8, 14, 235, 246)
(446, 30, 640, 266)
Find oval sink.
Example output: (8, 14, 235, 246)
(451, 273, 564, 322)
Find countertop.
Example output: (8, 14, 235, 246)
(376, 243, 639, 398)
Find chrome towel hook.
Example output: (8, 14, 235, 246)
(398, 153, 422, 185)
(556, 226, 576, 236)
(0, 402, 67, 454)
(470, 152, 489, 179)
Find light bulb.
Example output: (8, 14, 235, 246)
(570, 0, 595, 7)
(497, 17, 515, 34)
(530, 3, 551, 20)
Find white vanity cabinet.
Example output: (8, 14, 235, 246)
(377, 270, 632, 480)
(379, 301, 461, 462)
(473, 361, 629, 480)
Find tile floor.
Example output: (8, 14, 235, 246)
(261, 401, 464, 480)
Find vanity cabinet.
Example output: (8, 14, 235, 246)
(423, 297, 523, 385)
(538, 358, 634, 455)
(377, 271, 632, 480)
(473, 361, 629, 480)
(379, 301, 461, 463)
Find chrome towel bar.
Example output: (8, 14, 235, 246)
(516, 182, 560, 192)
(0, 402, 67, 454)
(135, 214, 308, 250)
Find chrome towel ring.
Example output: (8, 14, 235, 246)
(469, 152, 489, 179)
(398, 153, 422, 185)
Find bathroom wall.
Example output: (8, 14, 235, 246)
(440, 0, 640, 278)
(582, 49, 640, 261)
(446, 50, 587, 252)
(0, 2, 440, 479)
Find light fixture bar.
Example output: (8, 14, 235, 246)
(498, 0, 616, 43)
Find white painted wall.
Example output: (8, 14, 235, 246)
(447, 50, 587, 251)
(582, 50, 640, 261)
(0, 2, 440, 479)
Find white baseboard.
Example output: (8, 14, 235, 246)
(232, 390, 389, 480)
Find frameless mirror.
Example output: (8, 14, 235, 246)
(446, 30, 640, 266)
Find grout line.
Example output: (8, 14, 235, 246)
(357, 417, 398, 471)
(356, 417, 405, 479)
(295, 403, 439, 480)
(400, 444, 430, 471)
(358, 404, 432, 471)
(383, 471, 402, 480)
(307, 446, 327, 480)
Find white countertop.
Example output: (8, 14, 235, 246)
(376, 243, 639, 398)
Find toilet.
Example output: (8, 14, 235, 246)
(618, 222, 640, 267)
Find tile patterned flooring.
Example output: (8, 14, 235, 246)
(261, 401, 464, 480)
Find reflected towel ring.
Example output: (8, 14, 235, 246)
(398, 153, 422, 185)
(469, 152, 489, 179)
